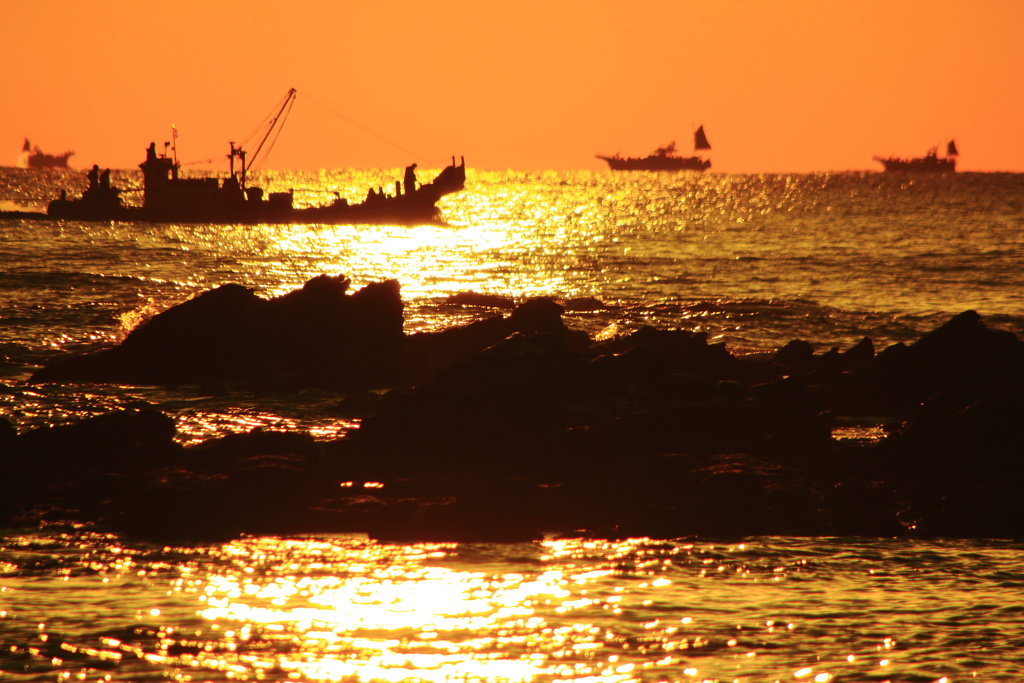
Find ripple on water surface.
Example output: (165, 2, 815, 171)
(1, 533, 1022, 681)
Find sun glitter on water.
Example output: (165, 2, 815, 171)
(166, 536, 692, 683)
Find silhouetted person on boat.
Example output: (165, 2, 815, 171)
(146, 142, 158, 163)
(404, 163, 417, 195)
(79, 164, 120, 213)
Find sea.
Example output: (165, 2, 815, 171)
(1, 166, 1023, 681)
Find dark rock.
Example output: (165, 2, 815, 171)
(30, 275, 406, 391)
(509, 298, 565, 334)
(592, 326, 737, 381)
(8, 299, 1024, 543)
(444, 291, 516, 309)
(183, 428, 319, 472)
(0, 416, 15, 443)
(561, 296, 607, 312)
(773, 339, 814, 369)
(0, 409, 182, 526)
(404, 297, 591, 382)
(101, 431, 348, 543)
(841, 336, 874, 371)
(831, 310, 1024, 417)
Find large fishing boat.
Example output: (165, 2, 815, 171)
(874, 140, 958, 173)
(45, 89, 466, 224)
(46, 145, 466, 224)
(21, 138, 74, 169)
(597, 126, 712, 171)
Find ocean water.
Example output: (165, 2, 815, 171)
(1, 533, 1022, 682)
(2, 167, 1024, 681)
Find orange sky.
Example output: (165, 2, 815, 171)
(3, 0, 1022, 173)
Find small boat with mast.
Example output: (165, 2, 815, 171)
(45, 88, 466, 224)
(873, 140, 958, 173)
(20, 138, 75, 169)
(597, 125, 712, 171)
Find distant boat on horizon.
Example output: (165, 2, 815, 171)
(597, 126, 712, 171)
(20, 138, 75, 169)
(874, 140, 958, 173)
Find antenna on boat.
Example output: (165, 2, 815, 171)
(171, 125, 179, 166)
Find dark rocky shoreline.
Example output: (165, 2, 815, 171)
(4, 275, 1023, 544)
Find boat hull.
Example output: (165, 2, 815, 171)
(873, 147, 956, 174)
(45, 158, 466, 225)
(21, 139, 74, 169)
(28, 153, 74, 170)
(47, 194, 449, 225)
(876, 157, 955, 173)
(597, 155, 711, 171)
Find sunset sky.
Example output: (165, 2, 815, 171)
(3, 0, 1022, 173)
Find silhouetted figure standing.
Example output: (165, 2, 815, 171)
(404, 163, 417, 195)
(81, 164, 120, 214)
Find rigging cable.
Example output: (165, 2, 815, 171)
(247, 88, 297, 173)
(297, 89, 435, 165)
(236, 88, 293, 150)
(176, 88, 435, 169)
(175, 89, 296, 170)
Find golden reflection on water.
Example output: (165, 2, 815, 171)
(4, 533, 1011, 681)
(203, 169, 876, 316)
(26, 167, 990, 353)
(145, 535, 926, 683)
(167, 536, 691, 683)
(172, 410, 358, 446)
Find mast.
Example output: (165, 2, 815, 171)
(229, 88, 296, 191)
(247, 88, 297, 172)
(228, 142, 247, 190)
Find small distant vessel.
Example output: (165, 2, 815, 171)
(874, 140, 958, 173)
(597, 126, 712, 171)
(21, 138, 74, 169)
(45, 89, 466, 224)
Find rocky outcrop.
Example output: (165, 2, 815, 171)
(12, 277, 1024, 543)
(30, 275, 405, 391)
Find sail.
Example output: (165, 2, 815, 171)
(694, 125, 711, 151)
(947, 140, 959, 157)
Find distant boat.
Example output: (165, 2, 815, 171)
(21, 138, 75, 169)
(597, 126, 712, 171)
(44, 89, 466, 225)
(873, 140, 958, 173)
